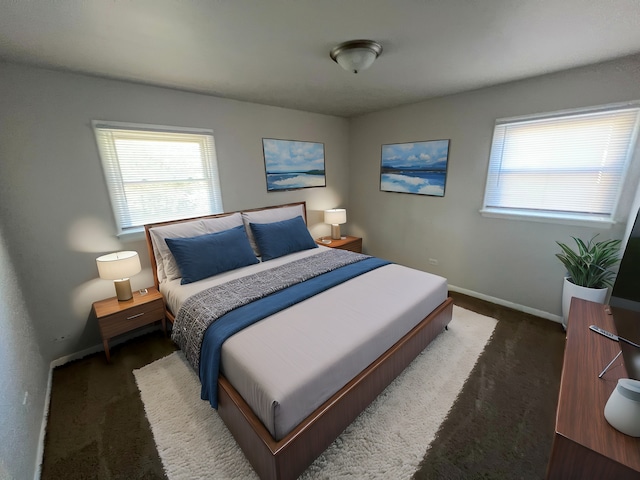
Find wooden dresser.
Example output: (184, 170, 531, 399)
(546, 298, 640, 479)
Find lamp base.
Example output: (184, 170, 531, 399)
(331, 224, 341, 240)
(114, 278, 133, 301)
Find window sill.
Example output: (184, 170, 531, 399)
(479, 208, 616, 229)
(116, 228, 147, 242)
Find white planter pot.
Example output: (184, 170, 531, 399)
(562, 277, 608, 329)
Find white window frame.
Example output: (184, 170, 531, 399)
(480, 102, 640, 228)
(93, 120, 223, 236)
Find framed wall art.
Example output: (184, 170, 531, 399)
(380, 139, 450, 196)
(262, 138, 326, 191)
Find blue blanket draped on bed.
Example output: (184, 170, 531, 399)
(200, 257, 390, 408)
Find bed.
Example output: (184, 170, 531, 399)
(144, 201, 453, 480)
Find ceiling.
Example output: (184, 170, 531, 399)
(1, 1, 640, 117)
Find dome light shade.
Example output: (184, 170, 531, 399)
(330, 40, 382, 74)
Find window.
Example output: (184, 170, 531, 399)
(481, 104, 640, 225)
(93, 121, 223, 234)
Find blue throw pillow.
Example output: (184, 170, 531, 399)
(166, 225, 259, 284)
(250, 215, 318, 261)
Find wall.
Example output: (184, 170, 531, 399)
(0, 224, 49, 480)
(0, 62, 349, 361)
(348, 54, 640, 318)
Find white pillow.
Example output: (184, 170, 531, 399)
(242, 204, 305, 256)
(149, 212, 244, 282)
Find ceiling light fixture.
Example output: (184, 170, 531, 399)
(330, 39, 382, 74)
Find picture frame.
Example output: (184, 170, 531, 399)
(380, 139, 450, 196)
(262, 138, 326, 191)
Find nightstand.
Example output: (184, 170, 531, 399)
(316, 235, 362, 253)
(92, 287, 166, 362)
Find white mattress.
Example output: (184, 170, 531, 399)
(161, 247, 448, 440)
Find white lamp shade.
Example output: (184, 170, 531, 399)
(335, 48, 377, 73)
(324, 209, 347, 225)
(96, 251, 141, 280)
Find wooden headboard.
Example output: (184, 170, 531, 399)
(144, 201, 308, 291)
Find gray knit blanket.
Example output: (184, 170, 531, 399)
(172, 249, 370, 370)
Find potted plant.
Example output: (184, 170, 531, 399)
(556, 235, 621, 329)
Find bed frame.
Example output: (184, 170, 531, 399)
(145, 202, 454, 480)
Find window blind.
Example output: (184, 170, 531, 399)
(482, 106, 640, 222)
(93, 122, 223, 233)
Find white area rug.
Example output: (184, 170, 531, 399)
(134, 306, 497, 479)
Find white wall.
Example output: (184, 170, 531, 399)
(0, 62, 349, 362)
(348, 54, 640, 317)
(0, 224, 49, 480)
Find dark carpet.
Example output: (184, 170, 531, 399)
(41, 292, 565, 479)
(41, 330, 176, 480)
(415, 293, 565, 480)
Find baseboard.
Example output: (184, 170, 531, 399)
(33, 366, 53, 480)
(50, 324, 161, 368)
(448, 284, 563, 324)
(35, 324, 163, 479)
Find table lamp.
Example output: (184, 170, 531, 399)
(96, 251, 141, 301)
(324, 208, 347, 240)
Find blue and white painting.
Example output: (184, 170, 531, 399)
(263, 138, 326, 191)
(380, 140, 450, 196)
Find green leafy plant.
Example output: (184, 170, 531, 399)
(556, 235, 621, 289)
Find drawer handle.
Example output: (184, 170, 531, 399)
(127, 312, 145, 320)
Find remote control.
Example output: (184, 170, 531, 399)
(589, 325, 619, 342)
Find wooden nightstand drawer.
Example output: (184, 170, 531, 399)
(98, 299, 165, 338)
(93, 287, 166, 362)
(338, 238, 362, 252)
(316, 236, 362, 253)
